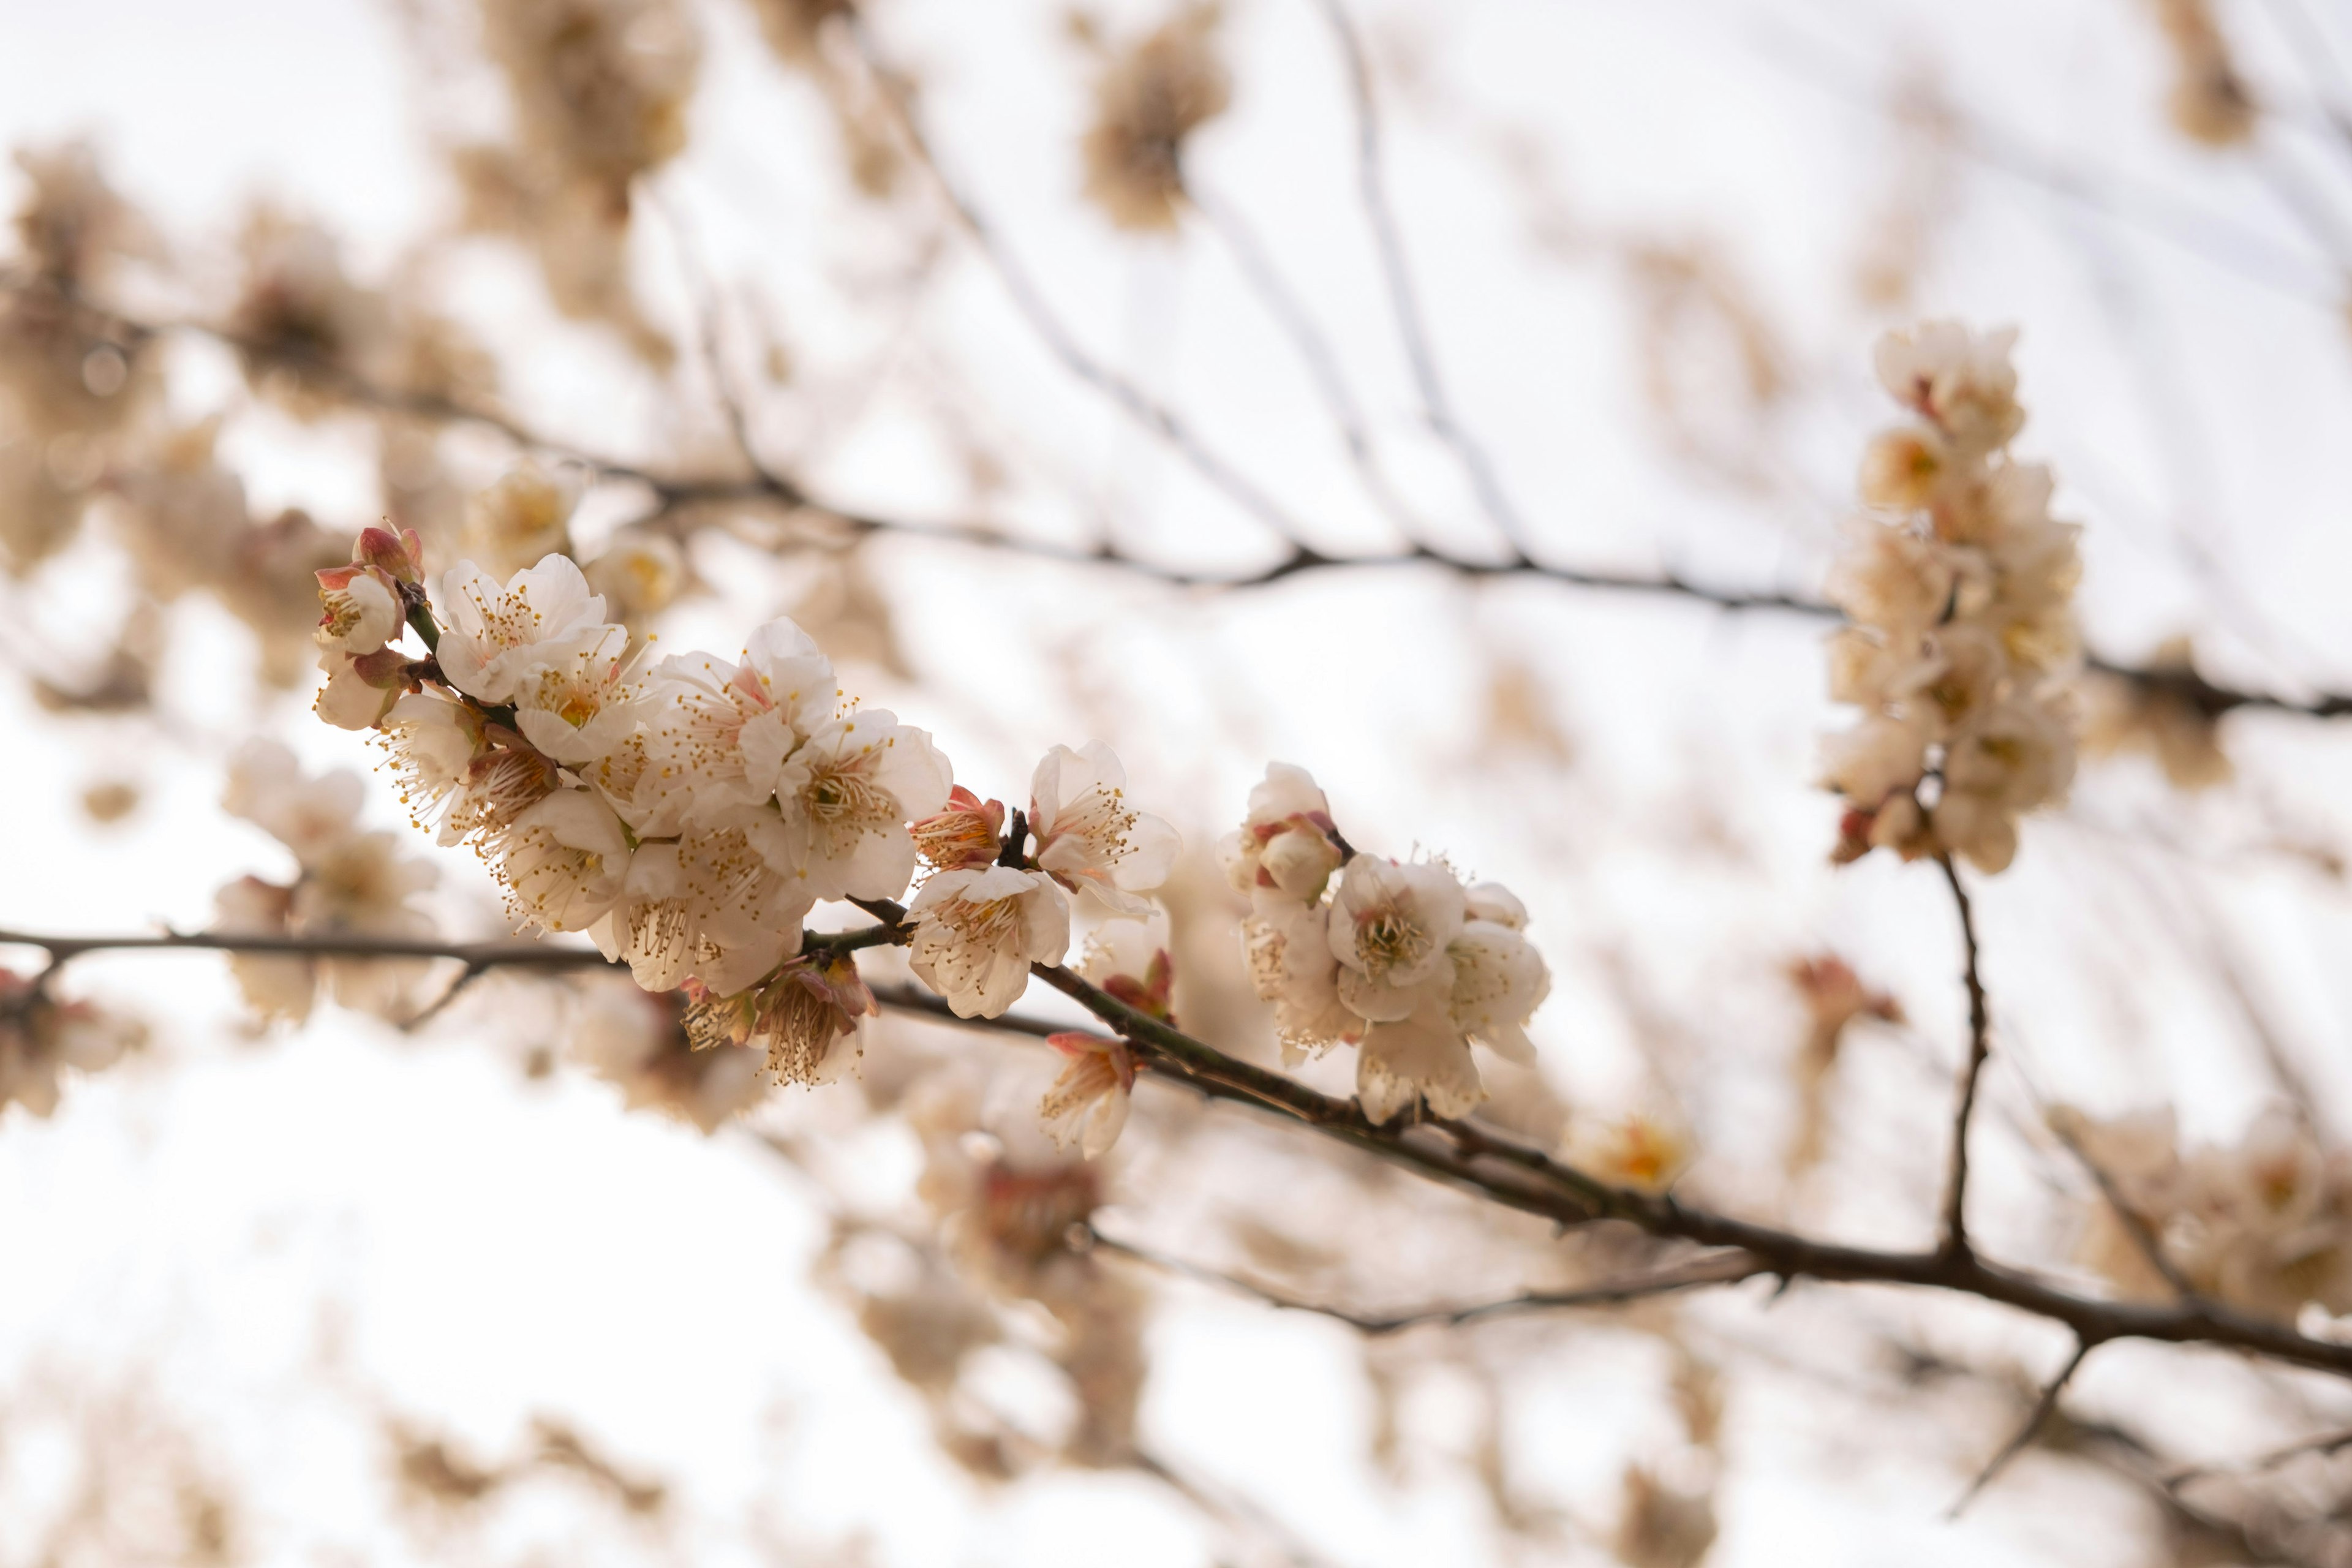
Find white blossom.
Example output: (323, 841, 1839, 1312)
(1241, 892, 1360, 1061)
(496, 787, 630, 932)
(597, 620, 838, 835)
(373, 690, 483, 843)
(314, 561, 403, 657)
(1029, 741, 1180, 914)
(431, 552, 611, 704)
(764, 710, 953, 900)
(507, 622, 640, 764)
(589, 813, 813, 995)
(905, 865, 1070, 1018)
(1325, 858, 1466, 1023)
(1039, 1032, 1136, 1158)
(1218, 761, 1343, 904)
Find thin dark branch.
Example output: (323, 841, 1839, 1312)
(1189, 187, 1437, 549)
(1937, 853, 1992, 1259)
(13, 277, 2352, 722)
(2046, 1119, 2199, 1301)
(0, 921, 902, 970)
(0, 926, 612, 970)
(1949, 1336, 2094, 1515)
(1088, 1224, 1768, 1333)
(17, 918, 2352, 1379)
(2166, 1425, 2352, 1490)
(1316, 0, 1534, 559)
(843, 20, 1324, 549)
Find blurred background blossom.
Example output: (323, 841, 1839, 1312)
(7, 0, 2352, 1563)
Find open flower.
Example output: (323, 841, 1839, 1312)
(764, 710, 953, 900)
(508, 622, 639, 764)
(496, 788, 630, 932)
(1242, 892, 1360, 1061)
(1326, 858, 1466, 1023)
(1039, 1032, 1137, 1158)
(905, 865, 1071, 1018)
(431, 552, 611, 704)
(911, 786, 1006, 872)
(1218, 761, 1343, 904)
(1352, 900, 1550, 1125)
(681, 951, 875, 1087)
(314, 560, 403, 657)
(1, 971, 145, 1118)
(1569, 1110, 1696, 1194)
(602, 620, 838, 835)
(374, 691, 484, 843)
(590, 813, 814, 995)
(1029, 742, 1180, 914)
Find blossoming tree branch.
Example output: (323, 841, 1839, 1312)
(15, 325, 2352, 1460)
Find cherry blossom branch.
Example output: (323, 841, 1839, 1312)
(12, 278, 2347, 722)
(16, 919, 2352, 1384)
(1086, 1223, 1769, 1333)
(1936, 854, 1993, 1259)
(1948, 1335, 2092, 1515)
(1015, 959, 2352, 1382)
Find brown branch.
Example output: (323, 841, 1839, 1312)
(1949, 1336, 2093, 1515)
(1937, 854, 1994, 1259)
(15, 919, 2352, 1379)
(1088, 1224, 1768, 1333)
(13, 278, 2350, 721)
(1019, 959, 2352, 1381)
(0, 921, 902, 971)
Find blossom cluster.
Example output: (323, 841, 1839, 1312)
(1220, 764, 1550, 1124)
(2055, 1104, 2352, 1321)
(1823, 322, 2081, 874)
(314, 531, 1192, 1147)
(212, 739, 439, 1023)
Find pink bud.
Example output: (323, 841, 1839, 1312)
(355, 525, 425, 584)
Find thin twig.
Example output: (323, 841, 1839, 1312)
(2045, 1119, 2198, 1301)
(1937, 853, 1992, 1259)
(1089, 1224, 1767, 1333)
(2166, 1424, 2352, 1490)
(15, 277, 2352, 722)
(1316, 0, 1534, 559)
(1948, 1336, 2094, 1515)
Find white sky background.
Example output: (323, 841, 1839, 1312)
(6, 0, 2352, 1562)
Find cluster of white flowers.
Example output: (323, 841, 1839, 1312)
(0, 970, 144, 1118)
(2054, 1104, 2352, 1321)
(1823, 322, 2081, 874)
(1219, 764, 1550, 1124)
(212, 739, 439, 1022)
(315, 535, 1193, 1142)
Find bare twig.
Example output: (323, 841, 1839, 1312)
(1937, 853, 1992, 1259)
(1316, 0, 1535, 559)
(15, 278, 2352, 722)
(1088, 1224, 1768, 1333)
(1949, 1336, 2094, 1515)
(2166, 1424, 2352, 1490)
(2046, 1118, 2199, 1301)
